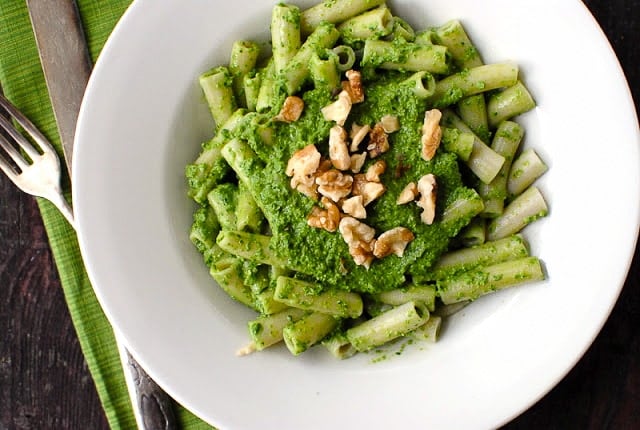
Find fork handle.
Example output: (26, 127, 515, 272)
(48, 191, 76, 229)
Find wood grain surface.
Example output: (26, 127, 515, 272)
(1, 1, 638, 428)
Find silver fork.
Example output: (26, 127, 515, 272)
(0, 93, 74, 228)
(0, 92, 178, 429)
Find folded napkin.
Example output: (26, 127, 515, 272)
(0, 1, 211, 428)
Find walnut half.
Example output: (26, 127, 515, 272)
(328, 125, 351, 171)
(421, 109, 442, 161)
(341, 195, 366, 219)
(416, 174, 437, 225)
(365, 160, 386, 183)
(285, 144, 321, 199)
(352, 174, 385, 206)
(316, 169, 353, 202)
(373, 227, 415, 258)
(367, 123, 390, 158)
(396, 182, 418, 205)
(339, 217, 376, 269)
(380, 114, 400, 133)
(343, 69, 365, 104)
(274, 96, 304, 123)
(321, 90, 352, 126)
(349, 123, 371, 152)
(307, 197, 341, 232)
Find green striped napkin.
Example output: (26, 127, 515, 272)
(0, 1, 211, 428)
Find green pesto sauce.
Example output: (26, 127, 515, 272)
(434, 87, 465, 109)
(232, 73, 471, 294)
(249, 321, 263, 336)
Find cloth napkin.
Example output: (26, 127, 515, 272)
(0, 1, 211, 428)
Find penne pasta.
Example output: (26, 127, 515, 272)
(185, 1, 548, 360)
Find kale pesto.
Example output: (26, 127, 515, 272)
(229, 73, 473, 294)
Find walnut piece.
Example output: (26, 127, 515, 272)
(373, 227, 415, 258)
(316, 169, 353, 202)
(342, 70, 365, 103)
(296, 182, 319, 200)
(367, 123, 389, 158)
(421, 109, 442, 161)
(396, 182, 418, 205)
(328, 125, 351, 171)
(307, 197, 341, 232)
(341, 195, 366, 219)
(350, 152, 367, 173)
(321, 90, 352, 126)
(339, 217, 376, 269)
(349, 123, 371, 152)
(380, 114, 400, 133)
(365, 160, 386, 182)
(352, 174, 386, 206)
(286, 144, 321, 199)
(317, 158, 333, 174)
(361, 182, 386, 206)
(274, 96, 304, 123)
(416, 174, 437, 225)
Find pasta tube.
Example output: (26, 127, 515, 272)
(477, 121, 525, 217)
(432, 62, 519, 108)
(507, 148, 548, 198)
(271, 4, 302, 74)
(487, 186, 549, 241)
(248, 308, 307, 351)
(438, 256, 545, 304)
(300, 0, 386, 34)
(346, 301, 430, 352)
(199, 66, 237, 129)
(362, 39, 449, 74)
(488, 81, 536, 128)
(274, 276, 363, 318)
(283, 312, 339, 355)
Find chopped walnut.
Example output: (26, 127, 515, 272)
(360, 181, 386, 206)
(274, 96, 304, 123)
(421, 109, 442, 161)
(342, 70, 365, 104)
(341, 195, 366, 219)
(321, 90, 352, 126)
(351, 174, 367, 196)
(286, 144, 320, 182)
(339, 216, 375, 243)
(307, 197, 341, 232)
(380, 115, 400, 133)
(373, 227, 415, 258)
(349, 123, 371, 152)
(367, 123, 389, 158)
(339, 217, 376, 269)
(416, 174, 437, 225)
(352, 174, 386, 206)
(396, 182, 418, 205)
(365, 160, 386, 182)
(286, 144, 321, 198)
(328, 125, 351, 171)
(296, 182, 319, 200)
(317, 158, 333, 174)
(316, 169, 353, 202)
(350, 152, 367, 173)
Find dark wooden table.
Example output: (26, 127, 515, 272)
(1, 1, 639, 429)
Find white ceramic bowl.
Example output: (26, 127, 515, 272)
(73, 1, 640, 428)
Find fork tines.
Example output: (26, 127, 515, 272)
(0, 93, 54, 175)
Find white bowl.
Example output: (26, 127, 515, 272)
(73, 0, 640, 428)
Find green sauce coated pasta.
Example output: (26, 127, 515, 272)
(186, 1, 548, 359)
